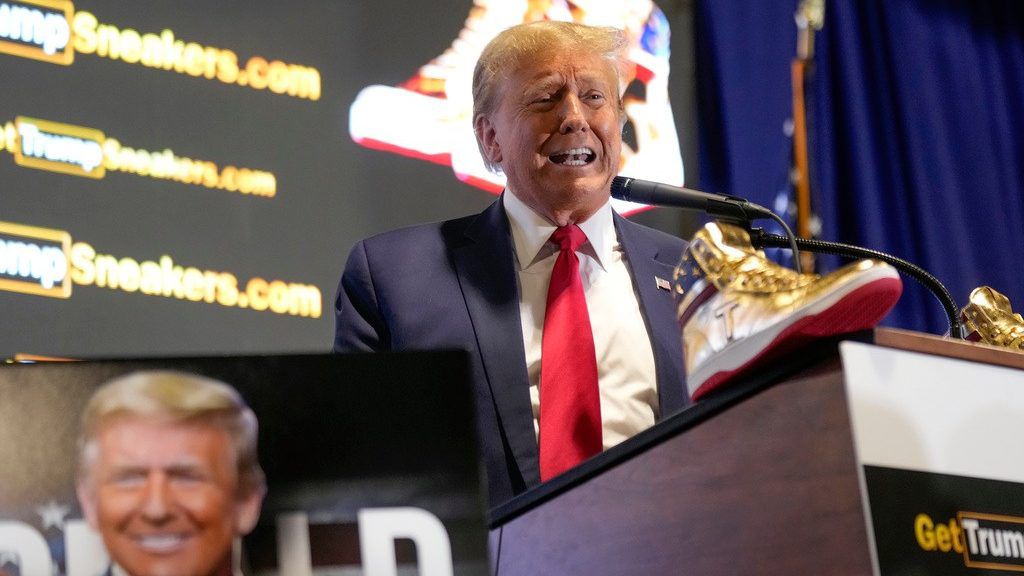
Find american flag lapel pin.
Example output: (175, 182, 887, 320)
(655, 276, 672, 291)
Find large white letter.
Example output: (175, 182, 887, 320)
(0, 521, 52, 576)
(962, 518, 980, 554)
(64, 519, 108, 576)
(276, 512, 312, 576)
(358, 507, 453, 576)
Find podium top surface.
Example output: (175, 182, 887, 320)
(874, 327, 1024, 371)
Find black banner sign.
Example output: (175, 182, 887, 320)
(864, 465, 1024, 575)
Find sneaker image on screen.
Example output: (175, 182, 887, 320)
(347, 0, 685, 216)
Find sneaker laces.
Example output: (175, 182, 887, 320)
(687, 224, 815, 293)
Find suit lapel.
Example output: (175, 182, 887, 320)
(452, 198, 541, 487)
(614, 214, 690, 416)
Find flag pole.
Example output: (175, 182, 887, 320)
(792, 0, 825, 272)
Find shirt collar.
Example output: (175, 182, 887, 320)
(502, 188, 616, 271)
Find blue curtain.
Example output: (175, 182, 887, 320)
(697, 0, 1024, 334)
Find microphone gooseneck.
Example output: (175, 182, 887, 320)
(611, 176, 964, 338)
(748, 231, 965, 339)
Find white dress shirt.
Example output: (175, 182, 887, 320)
(503, 190, 660, 450)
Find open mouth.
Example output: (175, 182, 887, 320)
(548, 147, 596, 167)
(132, 533, 190, 553)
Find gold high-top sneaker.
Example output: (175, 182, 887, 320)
(961, 286, 1024, 349)
(674, 222, 903, 400)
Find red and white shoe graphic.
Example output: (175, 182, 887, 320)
(348, 0, 685, 216)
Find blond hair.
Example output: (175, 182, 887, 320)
(77, 370, 265, 496)
(472, 21, 628, 172)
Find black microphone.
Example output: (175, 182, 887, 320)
(610, 176, 774, 222)
(611, 175, 804, 273)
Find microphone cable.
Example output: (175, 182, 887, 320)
(748, 229, 965, 339)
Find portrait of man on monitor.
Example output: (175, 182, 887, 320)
(75, 371, 266, 576)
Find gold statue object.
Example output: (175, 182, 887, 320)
(674, 222, 903, 400)
(961, 286, 1024, 349)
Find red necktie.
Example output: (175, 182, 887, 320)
(539, 225, 602, 481)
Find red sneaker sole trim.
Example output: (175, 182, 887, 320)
(353, 137, 453, 167)
(454, 172, 504, 194)
(355, 140, 666, 217)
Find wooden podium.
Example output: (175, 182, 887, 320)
(489, 329, 1024, 575)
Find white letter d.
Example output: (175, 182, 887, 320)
(358, 507, 453, 576)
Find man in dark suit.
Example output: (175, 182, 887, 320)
(335, 21, 689, 510)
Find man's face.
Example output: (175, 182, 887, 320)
(476, 46, 622, 224)
(78, 417, 262, 576)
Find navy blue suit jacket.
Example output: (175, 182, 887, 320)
(334, 197, 690, 510)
